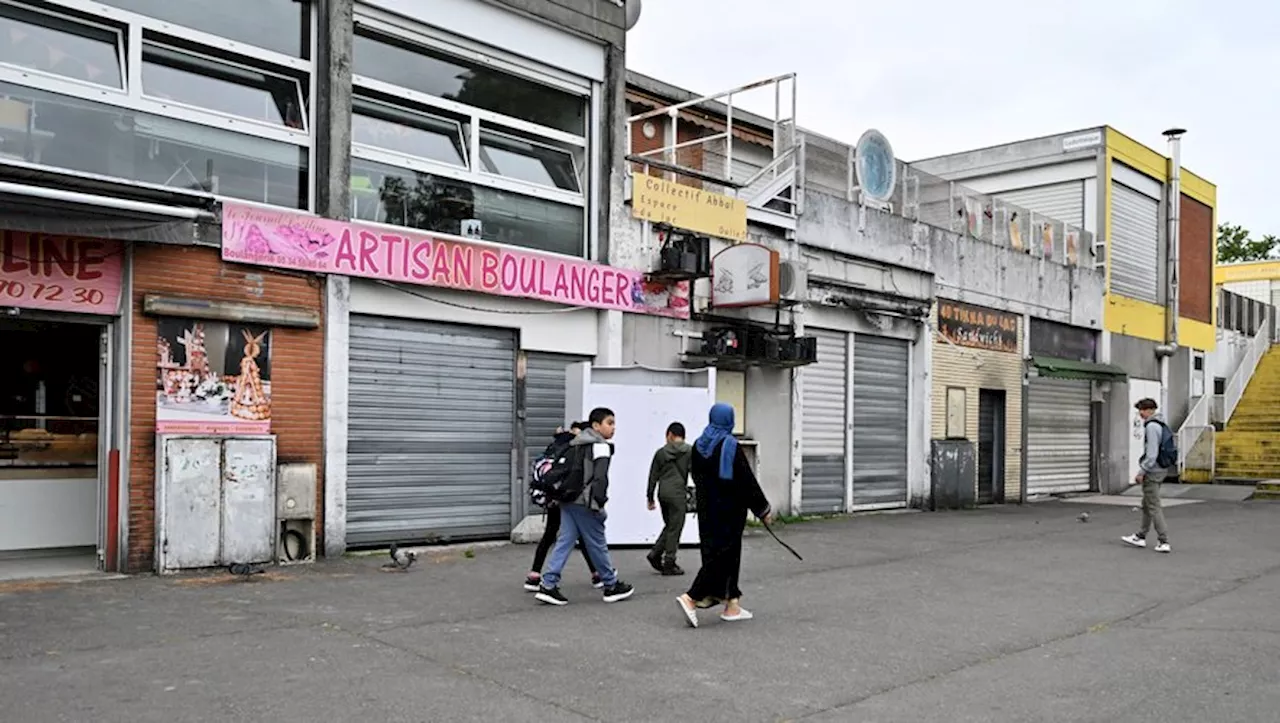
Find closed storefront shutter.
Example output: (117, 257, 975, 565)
(1026, 377, 1093, 495)
(347, 315, 516, 546)
(997, 182, 1085, 228)
(852, 334, 910, 506)
(522, 352, 591, 515)
(1110, 182, 1160, 303)
(801, 328, 847, 514)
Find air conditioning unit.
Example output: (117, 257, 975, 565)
(701, 327, 745, 358)
(656, 233, 711, 280)
(778, 259, 808, 302)
(780, 335, 818, 365)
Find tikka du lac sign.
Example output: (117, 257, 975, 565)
(0, 231, 123, 315)
(630, 175, 748, 242)
(937, 299, 1019, 354)
(221, 202, 690, 319)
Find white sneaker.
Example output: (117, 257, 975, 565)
(1154, 542, 1171, 553)
(1121, 534, 1146, 548)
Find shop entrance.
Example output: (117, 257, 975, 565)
(0, 317, 106, 578)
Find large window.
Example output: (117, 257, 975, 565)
(351, 21, 590, 257)
(0, 0, 312, 209)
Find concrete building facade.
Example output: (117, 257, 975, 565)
(913, 127, 1217, 492)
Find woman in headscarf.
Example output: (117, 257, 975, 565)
(676, 403, 773, 627)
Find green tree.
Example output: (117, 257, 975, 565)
(1217, 223, 1279, 264)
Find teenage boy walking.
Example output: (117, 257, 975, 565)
(524, 421, 602, 592)
(646, 422, 692, 575)
(535, 407, 634, 606)
(1122, 398, 1174, 553)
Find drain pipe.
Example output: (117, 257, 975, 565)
(1155, 128, 1185, 411)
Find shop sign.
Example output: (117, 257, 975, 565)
(221, 203, 690, 319)
(1030, 317, 1096, 362)
(937, 299, 1019, 353)
(156, 319, 272, 435)
(630, 175, 748, 242)
(0, 231, 123, 315)
(711, 243, 780, 308)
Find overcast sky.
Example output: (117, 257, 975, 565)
(625, 0, 1278, 237)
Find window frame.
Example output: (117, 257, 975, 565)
(0, 0, 313, 208)
(348, 15, 594, 255)
(351, 94, 469, 171)
(0, 0, 128, 91)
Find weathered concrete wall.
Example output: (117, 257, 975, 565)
(911, 128, 1105, 181)
(799, 191, 1105, 329)
(488, 0, 626, 45)
(1110, 334, 1161, 381)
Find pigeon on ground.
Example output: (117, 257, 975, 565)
(384, 542, 417, 571)
(1077, 512, 1091, 523)
(228, 563, 265, 578)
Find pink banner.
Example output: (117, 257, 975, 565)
(0, 231, 123, 315)
(220, 203, 690, 318)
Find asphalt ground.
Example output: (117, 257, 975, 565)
(2, 497, 1278, 722)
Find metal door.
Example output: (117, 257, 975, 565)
(1026, 377, 1093, 494)
(851, 334, 911, 506)
(997, 182, 1085, 227)
(221, 437, 276, 565)
(522, 351, 591, 517)
(346, 315, 516, 546)
(800, 328, 847, 514)
(160, 437, 222, 570)
(977, 389, 1006, 504)
(1110, 182, 1160, 303)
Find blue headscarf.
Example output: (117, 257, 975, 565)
(695, 403, 738, 479)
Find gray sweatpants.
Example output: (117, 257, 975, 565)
(1139, 468, 1169, 544)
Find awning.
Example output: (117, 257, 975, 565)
(1031, 356, 1128, 381)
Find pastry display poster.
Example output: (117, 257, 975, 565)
(155, 318, 272, 434)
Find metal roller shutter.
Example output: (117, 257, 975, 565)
(1026, 377, 1092, 495)
(801, 328, 847, 514)
(522, 352, 591, 516)
(997, 182, 1085, 228)
(852, 334, 910, 506)
(1110, 182, 1160, 303)
(347, 316, 516, 546)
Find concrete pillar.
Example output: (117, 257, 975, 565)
(317, 0, 354, 556)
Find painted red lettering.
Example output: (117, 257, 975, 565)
(42, 238, 76, 278)
(600, 270, 615, 305)
(615, 273, 631, 308)
(74, 240, 106, 281)
(358, 231, 380, 274)
(500, 255, 519, 291)
(480, 251, 500, 290)
(1, 233, 29, 274)
(451, 245, 473, 287)
(381, 235, 403, 277)
(553, 265, 569, 298)
(518, 258, 539, 294)
(410, 241, 432, 280)
(334, 230, 358, 271)
(586, 268, 601, 303)
(431, 243, 453, 285)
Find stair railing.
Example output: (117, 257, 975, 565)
(1178, 394, 1212, 475)
(1224, 309, 1272, 425)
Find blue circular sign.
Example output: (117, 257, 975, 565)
(855, 129, 897, 202)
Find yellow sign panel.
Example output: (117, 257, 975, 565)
(631, 175, 748, 242)
(1215, 261, 1280, 284)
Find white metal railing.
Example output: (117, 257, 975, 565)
(625, 73, 800, 213)
(1178, 392, 1213, 475)
(1224, 309, 1273, 424)
(1179, 425, 1215, 478)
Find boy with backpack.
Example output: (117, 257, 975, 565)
(1122, 398, 1176, 554)
(534, 407, 634, 606)
(646, 422, 692, 575)
(524, 421, 601, 592)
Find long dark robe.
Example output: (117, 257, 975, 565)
(686, 440, 771, 603)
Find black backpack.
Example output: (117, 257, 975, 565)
(530, 443, 591, 505)
(1145, 419, 1179, 469)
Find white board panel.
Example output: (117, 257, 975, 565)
(568, 380, 714, 546)
(222, 438, 277, 565)
(1129, 380, 1163, 482)
(161, 437, 222, 571)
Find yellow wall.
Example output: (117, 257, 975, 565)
(1102, 127, 1218, 351)
(930, 308, 1023, 503)
(1216, 261, 1280, 284)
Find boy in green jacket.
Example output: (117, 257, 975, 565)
(646, 422, 693, 575)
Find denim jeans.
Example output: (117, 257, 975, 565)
(541, 503, 617, 589)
